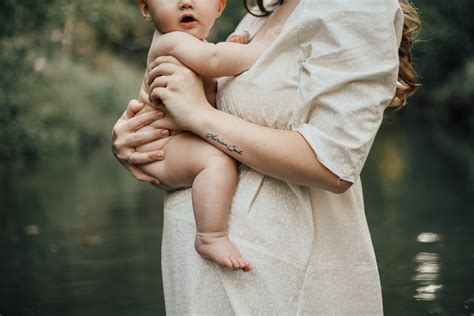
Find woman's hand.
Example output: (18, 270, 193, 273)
(148, 56, 213, 132)
(111, 99, 170, 186)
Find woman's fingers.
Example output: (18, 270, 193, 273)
(126, 99, 145, 119)
(136, 134, 172, 152)
(150, 55, 184, 69)
(128, 150, 165, 165)
(147, 62, 182, 86)
(149, 75, 169, 94)
(150, 87, 168, 105)
(126, 110, 164, 131)
(129, 166, 161, 186)
(125, 129, 168, 147)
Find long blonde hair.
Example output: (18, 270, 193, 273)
(244, 0, 421, 108)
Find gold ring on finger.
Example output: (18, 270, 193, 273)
(127, 151, 135, 165)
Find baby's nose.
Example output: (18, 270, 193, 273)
(179, 0, 194, 9)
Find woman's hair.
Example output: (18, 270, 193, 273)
(243, 0, 283, 17)
(243, 0, 421, 109)
(392, 2, 421, 109)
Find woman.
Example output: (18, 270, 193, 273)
(112, 0, 419, 313)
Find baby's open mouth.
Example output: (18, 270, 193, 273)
(180, 15, 196, 23)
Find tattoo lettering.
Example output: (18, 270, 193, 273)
(205, 133, 243, 155)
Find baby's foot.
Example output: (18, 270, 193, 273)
(195, 231, 252, 272)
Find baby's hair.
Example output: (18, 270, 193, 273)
(243, 0, 421, 109)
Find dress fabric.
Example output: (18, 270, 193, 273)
(161, 0, 403, 314)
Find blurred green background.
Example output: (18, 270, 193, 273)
(0, 0, 473, 315)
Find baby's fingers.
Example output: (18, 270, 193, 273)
(226, 31, 250, 44)
(227, 34, 241, 43)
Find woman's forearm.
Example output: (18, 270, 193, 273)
(192, 107, 352, 194)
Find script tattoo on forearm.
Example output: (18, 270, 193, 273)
(205, 133, 243, 155)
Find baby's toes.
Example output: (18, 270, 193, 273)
(243, 264, 252, 272)
(236, 257, 246, 269)
(240, 259, 252, 272)
(230, 256, 241, 270)
(223, 258, 234, 270)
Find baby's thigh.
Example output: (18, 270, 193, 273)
(141, 132, 237, 189)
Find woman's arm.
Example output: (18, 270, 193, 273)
(198, 109, 351, 194)
(148, 57, 352, 194)
(151, 31, 266, 78)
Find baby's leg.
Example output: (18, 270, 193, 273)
(140, 133, 251, 271)
(191, 147, 252, 272)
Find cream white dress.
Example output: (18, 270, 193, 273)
(161, 1, 403, 314)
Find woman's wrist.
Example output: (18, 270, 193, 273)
(188, 102, 217, 135)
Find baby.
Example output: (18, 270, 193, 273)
(131, 0, 272, 272)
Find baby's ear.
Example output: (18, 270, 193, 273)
(138, 0, 152, 21)
(216, 0, 227, 18)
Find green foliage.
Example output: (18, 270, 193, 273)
(409, 0, 474, 141)
(0, 0, 472, 163)
(0, 0, 247, 162)
(0, 0, 145, 160)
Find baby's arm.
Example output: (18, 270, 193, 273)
(147, 31, 217, 107)
(152, 31, 266, 78)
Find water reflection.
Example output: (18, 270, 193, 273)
(0, 151, 167, 315)
(413, 233, 443, 302)
(1, 123, 473, 315)
(413, 244, 442, 302)
(364, 124, 474, 315)
(417, 232, 441, 243)
(415, 285, 443, 301)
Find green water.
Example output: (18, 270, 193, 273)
(1, 123, 473, 316)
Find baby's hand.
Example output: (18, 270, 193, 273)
(226, 31, 250, 44)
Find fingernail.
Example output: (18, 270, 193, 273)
(161, 130, 169, 136)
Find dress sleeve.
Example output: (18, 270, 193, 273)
(295, 0, 404, 183)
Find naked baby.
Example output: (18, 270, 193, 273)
(131, 0, 272, 272)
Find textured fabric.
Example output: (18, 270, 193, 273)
(161, 0, 403, 314)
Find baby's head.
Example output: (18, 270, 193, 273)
(138, 0, 226, 40)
